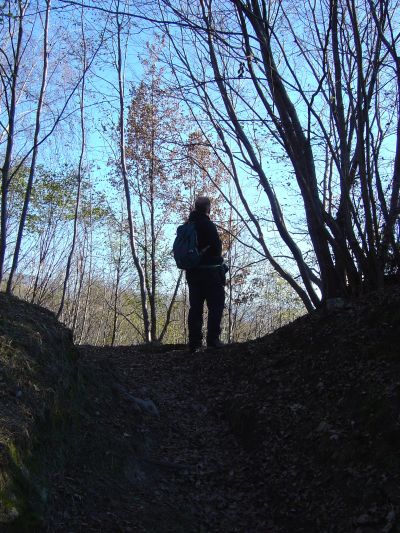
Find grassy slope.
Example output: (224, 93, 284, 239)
(0, 293, 78, 531)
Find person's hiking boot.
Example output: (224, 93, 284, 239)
(207, 339, 225, 349)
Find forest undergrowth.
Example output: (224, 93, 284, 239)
(0, 287, 399, 532)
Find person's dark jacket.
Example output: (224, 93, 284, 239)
(188, 210, 223, 267)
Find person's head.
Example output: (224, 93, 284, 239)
(194, 196, 211, 214)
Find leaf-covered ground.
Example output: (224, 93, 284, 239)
(45, 286, 400, 533)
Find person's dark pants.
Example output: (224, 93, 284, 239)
(186, 268, 225, 348)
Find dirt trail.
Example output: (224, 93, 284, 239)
(44, 287, 400, 533)
(46, 345, 271, 533)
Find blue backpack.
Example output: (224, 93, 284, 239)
(173, 222, 202, 270)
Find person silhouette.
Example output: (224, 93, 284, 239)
(185, 196, 226, 352)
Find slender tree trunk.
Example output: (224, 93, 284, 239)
(111, 231, 123, 347)
(232, 0, 342, 301)
(227, 203, 234, 343)
(57, 8, 86, 319)
(149, 134, 157, 341)
(158, 271, 183, 343)
(31, 221, 49, 303)
(115, 8, 150, 342)
(72, 243, 87, 334)
(0, 1, 26, 284)
(6, 0, 51, 293)
(368, 0, 400, 269)
(77, 218, 93, 345)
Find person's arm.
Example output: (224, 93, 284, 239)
(207, 221, 222, 257)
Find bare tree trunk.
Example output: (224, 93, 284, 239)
(158, 271, 183, 343)
(230, 0, 343, 301)
(72, 243, 87, 335)
(226, 201, 235, 343)
(115, 6, 150, 342)
(149, 134, 157, 341)
(6, 0, 51, 293)
(31, 215, 55, 303)
(111, 229, 123, 347)
(369, 0, 400, 270)
(0, 1, 27, 284)
(162, 0, 399, 305)
(77, 222, 93, 345)
(57, 7, 86, 319)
